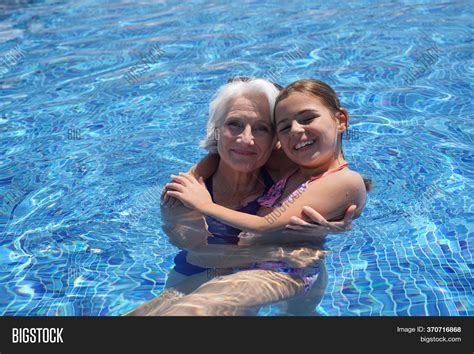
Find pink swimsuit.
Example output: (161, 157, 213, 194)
(258, 162, 350, 208)
(238, 162, 349, 294)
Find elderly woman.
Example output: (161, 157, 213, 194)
(126, 78, 355, 316)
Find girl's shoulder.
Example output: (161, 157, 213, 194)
(323, 167, 366, 197)
(306, 166, 365, 190)
(332, 168, 367, 215)
(305, 167, 367, 216)
(339, 168, 366, 191)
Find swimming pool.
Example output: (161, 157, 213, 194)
(0, 0, 472, 316)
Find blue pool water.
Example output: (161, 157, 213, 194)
(0, 0, 472, 316)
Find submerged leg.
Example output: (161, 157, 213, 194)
(124, 287, 185, 316)
(125, 269, 218, 316)
(155, 270, 307, 316)
(283, 262, 328, 316)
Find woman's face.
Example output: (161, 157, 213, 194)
(217, 93, 276, 172)
(275, 92, 346, 168)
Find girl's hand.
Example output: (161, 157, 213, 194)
(283, 205, 356, 235)
(161, 183, 183, 208)
(165, 173, 213, 212)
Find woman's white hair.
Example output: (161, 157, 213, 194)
(200, 78, 281, 153)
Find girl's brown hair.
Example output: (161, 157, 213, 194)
(275, 79, 342, 115)
(275, 79, 372, 191)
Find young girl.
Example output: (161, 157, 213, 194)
(166, 79, 367, 240)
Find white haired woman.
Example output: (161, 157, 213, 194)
(126, 77, 355, 316)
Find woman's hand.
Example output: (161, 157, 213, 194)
(237, 232, 258, 246)
(275, 246, 329, 268)
(165, 173, 213, 212)
(283, 205, 356, 235)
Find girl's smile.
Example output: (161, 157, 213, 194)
(275, 92, 347, 169)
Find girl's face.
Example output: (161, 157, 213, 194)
(275, 92, 347, 168)
(217, 94, 276, 172)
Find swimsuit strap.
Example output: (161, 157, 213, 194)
(272, 168, 299, 189)
(260, 166, 275, 189)
(306, 162, 349, 184)
(258, 162, 349, 208)
(257, 168, 299, 208)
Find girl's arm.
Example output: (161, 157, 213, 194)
(166, 171, 365, 234)
(161, 153, 219, 207)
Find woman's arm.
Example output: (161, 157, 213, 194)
(162, 208, 324, 268)
(264, 142, 298, 180)
(161, 204, 211, 250)
(239, 205, 358, 245)
(283, 204, 357, 232)
(166, 171, 365, 234)
(186, 244, 327, 269)
(189, 153, 220, 180)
